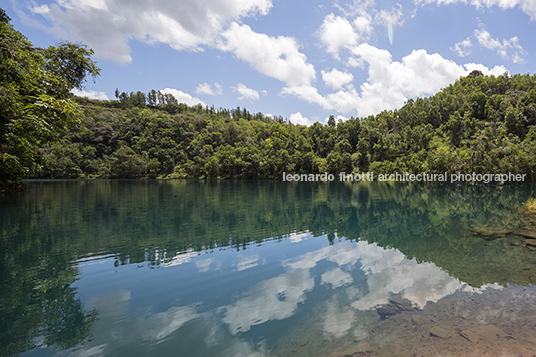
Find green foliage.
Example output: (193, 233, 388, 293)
(0, 8, 100, 192)
(4, 5, 536, 182)
(32, 70, 536, 181)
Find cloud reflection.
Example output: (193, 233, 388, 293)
(321, 267, 354, 288)
(73, 236, 503, 356)
(286, 240, 482, 311)
(223, 269, 314, 334)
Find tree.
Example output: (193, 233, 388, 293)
(467, 70, 484, 78)
(327, 115, 336, 127)
(0, 8, 100, 192)
(147, 89, 157, 106)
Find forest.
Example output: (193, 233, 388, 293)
(29, 71, 536, 182)
(2, 5, 536, 187)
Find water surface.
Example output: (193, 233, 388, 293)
(2, 180, 536, 356)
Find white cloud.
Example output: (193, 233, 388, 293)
(233, 83, 260, 100)
(195, 82, 223, 96)
(317, 13, 359, 58)
(71, 88, 109, 100)
(219, 22, 316, 87)
(452, 37, 473, 57)
(414, 0, 536, 21)
(283, 44, 507, 117)
(375, 5, 405, 29)
(351, 44, 507, 115)
(353, 15, 373, 38)
(321, 68, 354, 90)
(29, 0, 273, 63)
(160, 88, 207, 107)
(474, 27, 527, 63)
(289, 112, 314, 126)
(318, 2, 407, 58)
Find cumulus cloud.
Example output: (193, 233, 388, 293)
(318, 2, 407, 60)
(29, 0, 273, 63)
(414, 0, 536, 21)
(71, 88, 109, 100)
(353, 15, 374, 38)
(219, 23, 316, 87)
(233, 83, 260, 100)
(160, 88, 206, 107)
(321, 68, 354, 90)
(317, 14, 359, 58)
(283, 44, 507, 117)
(351, 44, 507, 115)
(289, 112, 313, 126)
(195, 82, 223, 96)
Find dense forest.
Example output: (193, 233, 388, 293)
(2, 6, 536, 187)
(29, 71, 536, 181)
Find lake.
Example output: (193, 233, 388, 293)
(2, 180, 536, 356)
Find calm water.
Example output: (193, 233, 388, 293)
(2, 180, 536, 356)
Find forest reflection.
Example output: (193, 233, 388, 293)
(3, 180, 536, 282)
(1, 180, 536, 355)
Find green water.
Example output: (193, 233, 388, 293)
(1, 180, 536, 356)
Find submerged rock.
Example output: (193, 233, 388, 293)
(376, 296, 413, 319)
(411, 314, 432, 325)
(328, 342, 373, 357)
(459, 325, 508, 343)
(524, 238, 536, 247)
(515, 230, 536, 239)
(469, 227, 513, 238)
(429, 326, 450, 339)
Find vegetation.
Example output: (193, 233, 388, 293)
(0, 8, 100, 192)
(525, 197, 536, 212)
(2, 6, 536, 185)
(28, 70, 536, 181)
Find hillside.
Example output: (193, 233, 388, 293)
(32, 71, 536, 181)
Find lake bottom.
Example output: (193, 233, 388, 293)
(272, 286, 536, 357)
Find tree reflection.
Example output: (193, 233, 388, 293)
(0, 192, 97, 356)
(1, 180, 536, 355)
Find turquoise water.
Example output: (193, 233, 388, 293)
(1, 180, 536, 356)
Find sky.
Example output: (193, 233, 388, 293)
(2, 0, 536, 125)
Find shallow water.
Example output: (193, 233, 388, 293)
(1, 180, 536, 356)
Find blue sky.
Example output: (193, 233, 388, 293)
(3, 0, 536, 125)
